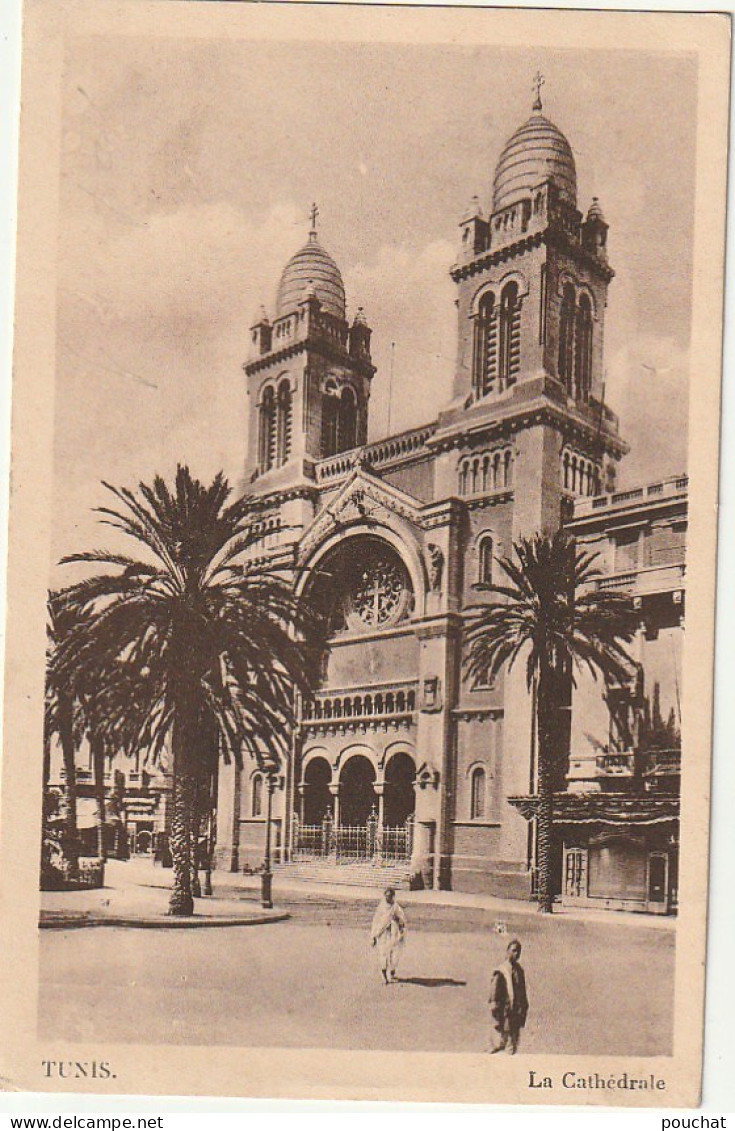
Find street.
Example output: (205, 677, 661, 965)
(38, 895, 674, 1055)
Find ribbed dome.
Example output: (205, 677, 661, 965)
(492, 110, 577, 213)
(276, 231, 346, 320)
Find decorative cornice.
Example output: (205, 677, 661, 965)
(466, 490, 513, 511)
(450, 227, 614, 286)
(244, 336, 375, 379)
(452, 708, 504, 721)
(429, 400, 628, 460)
(414, 613, 464, 640)
(420, 497, 466, 530)
(245, 484, 320, 507)
(450, 232, 545, 282)
(299, 716, 416, 737)
(545, 227, 615, 283)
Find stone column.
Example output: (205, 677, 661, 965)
(329, 782, 340, 827)
(374, 781, 385, 832)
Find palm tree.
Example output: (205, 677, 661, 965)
(465, 530, 637, 913)
(53, 466, 321, 915)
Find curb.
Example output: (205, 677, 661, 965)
(39, 911, 290, 930)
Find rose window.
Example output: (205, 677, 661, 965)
(349, 550, 407, 627)
(309, 537, 413, 635)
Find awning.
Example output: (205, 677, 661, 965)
(508, 792, 679, 827)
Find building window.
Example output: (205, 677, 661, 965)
(276, 379, 292, 466)
(615, 529, 640, 572)
(459, 461, 469, 494)
(558, 283, 576, 393)
(478, 534, 494, 586)
(473, 292, 498, 396)
(470, 766, 486, 819)
(458, 448, 513, 496)
(499, 281, 520, 387)
(574, 294, 593, 402)
(258, 386, 276, 472)
(539, 263, 547, 345)
(252, 774, 263, 818)
(339, 387, 358, 451)
(322, 384, 340, 457)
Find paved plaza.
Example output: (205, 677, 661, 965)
(39, 888, 674, 1056)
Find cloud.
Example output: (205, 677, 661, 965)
(59, 197, 305, 339)
(344, 238, 457, 437)
(607, 334, 689, 486)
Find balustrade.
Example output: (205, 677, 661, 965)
(302, 683, 418, 728)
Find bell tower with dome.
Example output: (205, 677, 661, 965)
(446, 77, 626, 536)
(243, 205, 375, 492)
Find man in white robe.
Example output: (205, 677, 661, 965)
(370, 886, 407, 984)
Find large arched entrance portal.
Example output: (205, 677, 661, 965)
(303, 756, 332, 825)
(384, 752, 416, 827)
(339, 755, 376, 826)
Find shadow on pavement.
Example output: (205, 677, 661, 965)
(395, 976, 467, 988)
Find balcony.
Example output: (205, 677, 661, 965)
(596, 561, 685, 598)
(568, 748, 681, 794)
(573, 474, 688, 519)
(301, 680, 418, 734)
(314, 424, 437, 484)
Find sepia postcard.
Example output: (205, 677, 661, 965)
(0, 0, 730, 1109)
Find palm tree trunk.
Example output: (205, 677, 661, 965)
(91, 736, 107, 861)
(58, 694, 79, 881)
(535, 668, 555, 914)
(204, 758, 219, 896)
(169, 770, 196, 916)
(43, 738, 51, 793)
(190, 778, 202, 899)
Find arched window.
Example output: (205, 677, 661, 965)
(258, 386, 276, 472)
(276, 380, 292, 466)
(339, 387, 358, 451)
(563, 451, 571, 490)
(473, 292, 499, 396)
(504, 449, 512, 487)
(471, 459, 480, 494)
(252, 774, 263, 818)
(558, 283, 576, 393)
(459, 461, 469, 494)
(470, 766, 486, 820)
(574, 294, 593, 402)
(478, 534, 493, 586)
(321, 384, 340, 457)
(499, 282, 520, 387)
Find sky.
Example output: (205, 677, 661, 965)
(51, 36, 697, 568)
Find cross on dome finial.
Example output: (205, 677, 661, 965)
(532, 71, 545, 112)
(309, 201, 319, 238)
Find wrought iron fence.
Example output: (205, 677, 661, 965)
(291, 815, 413, 862)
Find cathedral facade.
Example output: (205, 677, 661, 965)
(212, 91, 684, 909)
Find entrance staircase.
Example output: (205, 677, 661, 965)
(273, 859, 414, 890)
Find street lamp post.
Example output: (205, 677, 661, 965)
(261, 769, 277, 909)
